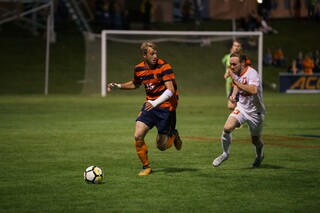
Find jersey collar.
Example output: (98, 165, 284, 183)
(239, 66, 249, 77)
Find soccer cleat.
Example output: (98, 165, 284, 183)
(138, 165, 152, 176)
(173, 129, 183, 150)
(251, 155, 264, 168)
(212, 154, 229, 167)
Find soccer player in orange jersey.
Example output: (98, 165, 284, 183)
(107, 42, 182, 176)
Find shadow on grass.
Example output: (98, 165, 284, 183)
(260, 164, 285, 169)
(243, 164, 285, 170)
(154, 167, 200, 173)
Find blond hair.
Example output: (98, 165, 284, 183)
(140, 42, 157, 55)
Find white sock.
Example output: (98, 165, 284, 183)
(221, 131, 232, 157)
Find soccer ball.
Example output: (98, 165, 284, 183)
(84, 166, 104, 184)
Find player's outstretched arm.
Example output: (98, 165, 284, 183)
(107, 81, 139, 92)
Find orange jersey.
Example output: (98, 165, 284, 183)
(303, 58, 314, 75)
(133, 58, 179, 111)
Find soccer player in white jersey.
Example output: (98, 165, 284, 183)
(212, 51, 266, 168)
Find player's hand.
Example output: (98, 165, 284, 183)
(107, 83, 121, 92)
(145, 100, 156, 111)
(229, 95, 237, 103)
(227, 69, 234, 79)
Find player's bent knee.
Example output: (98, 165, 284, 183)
(134, 134, 144, 141)
(223, 126, 232, 134)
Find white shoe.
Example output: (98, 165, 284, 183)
(212, 154, 229, 167)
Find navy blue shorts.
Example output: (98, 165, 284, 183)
(228, 86, 239, 102)
(136, 104, 176, 136)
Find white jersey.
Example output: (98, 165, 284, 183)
(234, 66, 265, 115)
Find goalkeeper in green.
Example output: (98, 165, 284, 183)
(221, 40, 242, 110)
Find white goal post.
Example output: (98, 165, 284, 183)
(101, 30, 263, 97)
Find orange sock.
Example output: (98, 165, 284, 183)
(167, 134, 175, 149)
(134, 140, 149, 166)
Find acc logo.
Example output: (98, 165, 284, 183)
(290, 76, 320, 90)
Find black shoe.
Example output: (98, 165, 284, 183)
(173, 129, 182, 150)
(251, 155, 264, 168)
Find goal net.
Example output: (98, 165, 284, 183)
(82, 30, 263, 96)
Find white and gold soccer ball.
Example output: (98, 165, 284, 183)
(84, 166, 104, 184)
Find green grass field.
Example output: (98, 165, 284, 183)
(1, 93, 319, 212)
(0, 18, 320, 212)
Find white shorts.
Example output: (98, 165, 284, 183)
(229, 107, 264, 136)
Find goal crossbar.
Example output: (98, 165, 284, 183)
(101, 30, 263, 97)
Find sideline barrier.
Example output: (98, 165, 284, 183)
(279, 73, 320, 93)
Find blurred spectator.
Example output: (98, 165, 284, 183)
(141, 0, 153, 30)
(313, 49, 320, 73)
(96, 0, 111, 29)
(257, 0, 272, 20)
(316, 8, 320, 22)
(239, 11, 277, 34)
(307, 0, 316, 19)
(122, 9, 131, 30)
(288, 50, 320, 74)
(294, 0, 302, 18)
(288, 52, 304, 74)
(247, 10, 260, 31)
(193, 0, 204, 27)
(95, 0, 124, 29)
(110, 0, 124, 29)
(295, 51, 304, 72)
(273, 47, 286, 67)
(181, 0, 193, 22)
(288, 59, 299, 74)
(263, 48, 273, 66)
(303, 53, 315, 75)
(96, 0, 107, 25)
(258, 15, 278, 34)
